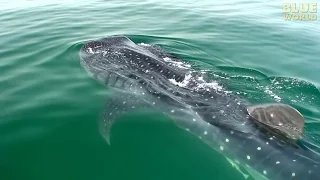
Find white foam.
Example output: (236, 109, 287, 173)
(163, 57, 171, 61)
(193, 73, 224, 91)
(87, 47, 94, 54)
(163, 57, 191, 69)
(197, 76, 204, 81)
(169, 72, 224, 92)
(139, 43, 151, 47)
(169, 73, 192, 87)
(195, 81, 223, 91)
(264, 87, 281, 102)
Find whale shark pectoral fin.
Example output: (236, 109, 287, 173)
(163, 106, 223, 143)
(247, 103, 305, 142)
(99, 92, 153, 144)
(225, 158, 250, 179)
(164, 107, 200, 132)
(244, 165, 269, 180)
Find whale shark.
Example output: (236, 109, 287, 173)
(79, 35, 320, 180)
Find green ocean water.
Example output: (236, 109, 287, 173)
(1, 1, 320, 180)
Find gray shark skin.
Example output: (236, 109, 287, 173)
(80, 35, 320, 180)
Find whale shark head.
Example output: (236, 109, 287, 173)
(80, 36, 188, 89)
(80, 36, 135, 78)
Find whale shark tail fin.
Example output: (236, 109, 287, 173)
(247, 103, 305, 142)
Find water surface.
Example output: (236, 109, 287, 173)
(1, 1, 320, 180)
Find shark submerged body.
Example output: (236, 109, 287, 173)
(80, 36, 320, 180)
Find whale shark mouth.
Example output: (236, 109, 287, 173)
(80, 35, 320, 180)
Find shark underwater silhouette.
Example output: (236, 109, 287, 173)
(80, 35, 320, 180)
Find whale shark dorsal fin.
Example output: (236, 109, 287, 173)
(247, 103, 305, 141)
